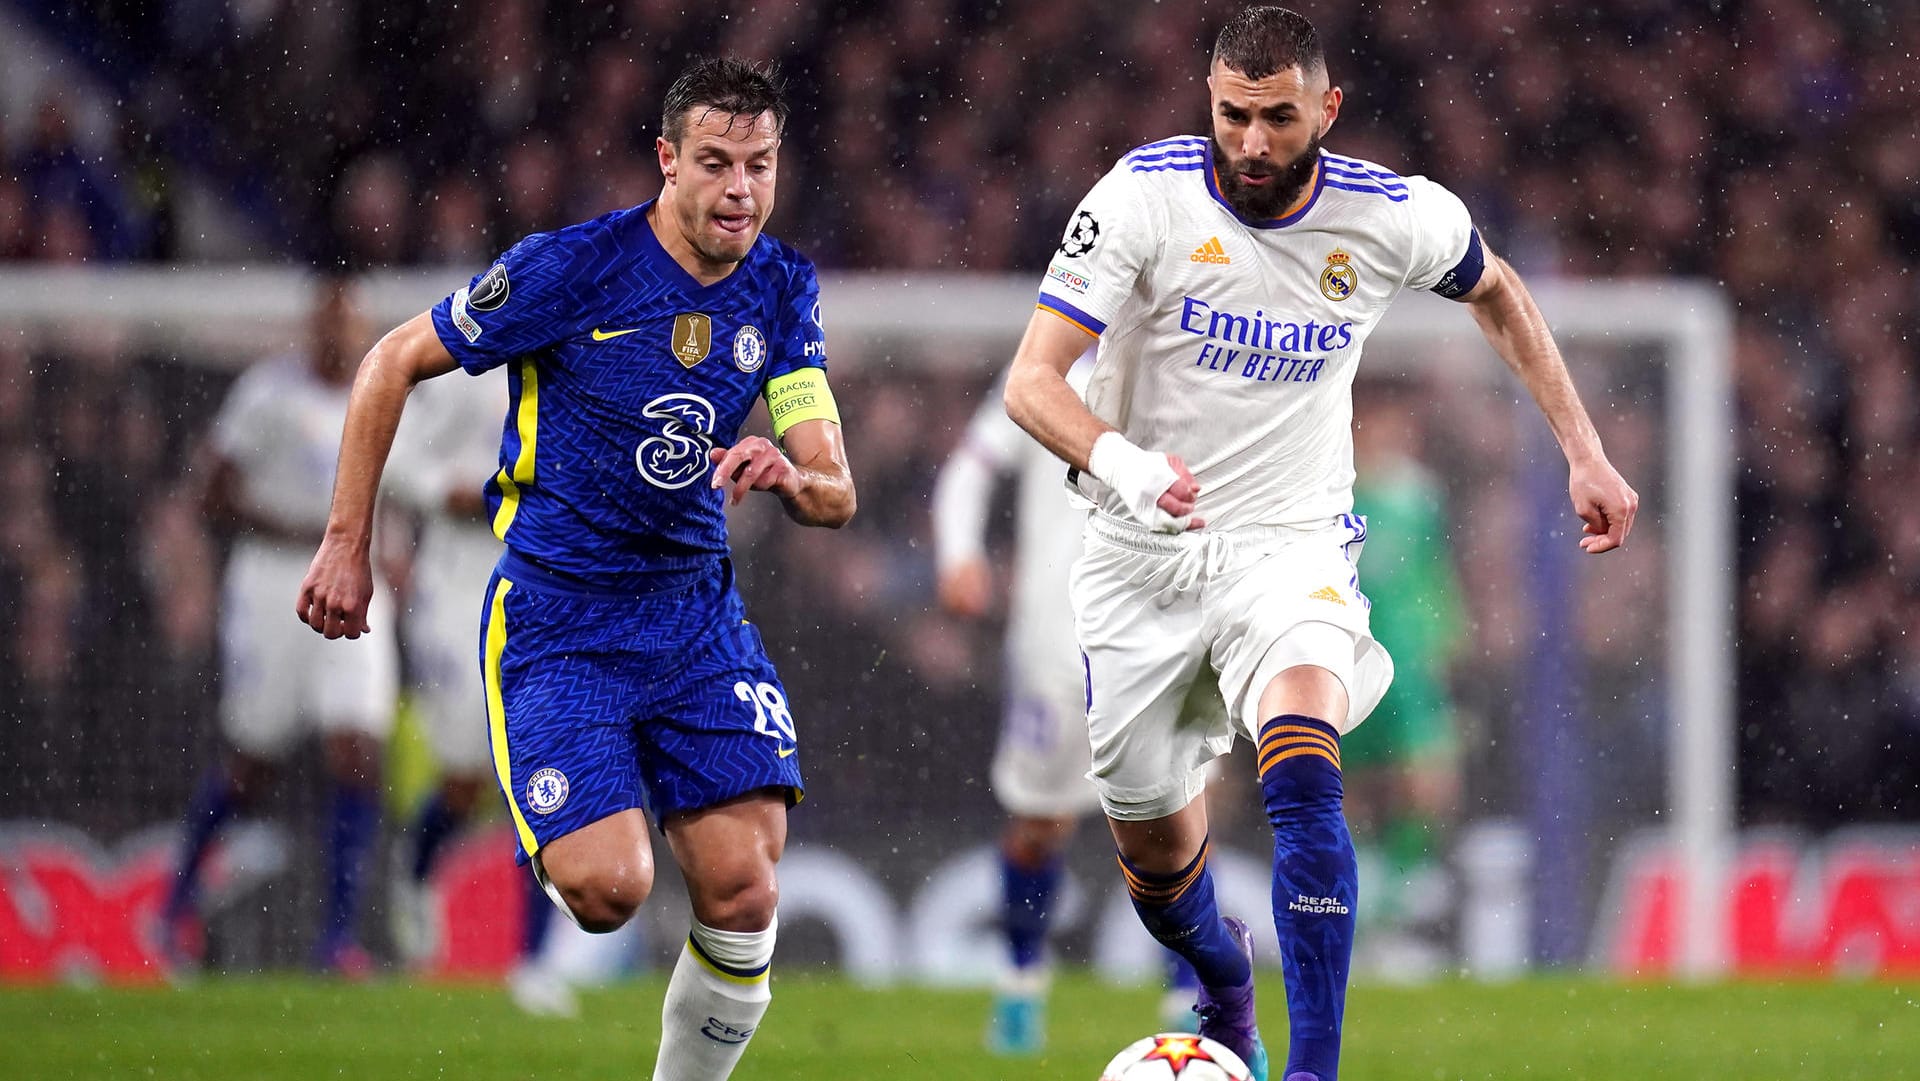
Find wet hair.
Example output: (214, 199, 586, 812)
(1212, 7, 1325, 80)
(661, 57, 790, 146)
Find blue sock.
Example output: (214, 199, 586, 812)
(408, 792, 462, 883)
(320, 782, 380, 953)
(166, 767, 235, 919)
(521, 869, 553, 960)
(1001, 852, 1062, 971)
(1119, 838, 1252, 992)
(1259, 715, 1357, 1081)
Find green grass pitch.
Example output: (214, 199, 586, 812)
(4, 973, 1916, 1079)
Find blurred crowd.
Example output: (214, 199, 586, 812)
(3, 0, 1918, 832)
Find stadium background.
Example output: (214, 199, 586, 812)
(2, 0, 1917, 994)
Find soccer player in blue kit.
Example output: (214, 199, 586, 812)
(297, 59, 854, 1081)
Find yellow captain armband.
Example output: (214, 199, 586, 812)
(764, 367, 841, 440)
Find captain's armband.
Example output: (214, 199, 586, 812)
(764, 367, 841, 440)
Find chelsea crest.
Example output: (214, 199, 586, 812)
(733, 325, 767, 373)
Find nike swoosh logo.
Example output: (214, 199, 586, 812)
(591, 327, 641, 341)
(777, 746, 797, 759)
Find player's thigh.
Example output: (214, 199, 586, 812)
(1208, 521, 1395, 738)
(217, 546, 305, 758)
(1072, 536, 1224, 821)
(536, 805, 655, 906)
(662, 789, 788, 930)
(480, 573, 648, 868)
(311, 580, 399, 742)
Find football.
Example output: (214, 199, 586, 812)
(1099, 1033, 1255, 1080)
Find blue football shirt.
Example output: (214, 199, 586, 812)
(429, 201, 829, 587)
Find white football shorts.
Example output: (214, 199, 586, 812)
(989, 617, 1103, 819)
(219, 541, 398, 758)
(404, 530, 498, 775)
(1071, 513, 1395, 821)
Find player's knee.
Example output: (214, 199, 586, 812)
(550, 862, 653, 933)
(1258, 714, 1345, 824)
(695, 875, 779, 933)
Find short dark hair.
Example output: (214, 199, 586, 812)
(1212, 7, 1325, 80)
(661, 57, 790, 146)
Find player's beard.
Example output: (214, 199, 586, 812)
(1211, 129, 1322, 220)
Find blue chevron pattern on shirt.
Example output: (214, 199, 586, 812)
(431, 202, 828, 588)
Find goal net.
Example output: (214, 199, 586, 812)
(0, 268, 1731, 982)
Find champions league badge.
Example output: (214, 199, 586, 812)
(733, 324, 767, 373)
(526, 768, 569, 814)
(1058, 210, 1101, 258)
(1320, 248, 1357, 302)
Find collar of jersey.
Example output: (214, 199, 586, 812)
(1204, 154, 1324, 229)
(636, 198, 754, 295)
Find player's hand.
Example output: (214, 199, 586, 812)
(938, 558, 993, 618)
(709, 437, 801, 506)
(1570, 456, 1638, 554)
(295, 535, 375, 639)
(1089, 432, 1205, 533)
(1157, 455, 1205, 531)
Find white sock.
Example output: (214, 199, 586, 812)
(651, 917, 776, 1081)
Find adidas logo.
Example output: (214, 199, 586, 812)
(1189, 237, 1232, 264)
(1308, 585, 1346, 606)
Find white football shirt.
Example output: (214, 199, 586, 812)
(1036, 139, 1484, 531)
(211, 354, 356, 535)
(384, 366, 508, 574)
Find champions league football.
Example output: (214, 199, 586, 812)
(1099, 1034, 1255, 1081)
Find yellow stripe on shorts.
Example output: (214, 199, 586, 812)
(483, 576, 539, 857)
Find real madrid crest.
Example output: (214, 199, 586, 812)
(733, 324, 767, 373)
(1320, 248, 1358, 302)
(671, 312, 712, 368)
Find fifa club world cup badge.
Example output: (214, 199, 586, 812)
(1320, 248, 1357, 302)
(672, 312, 713, 368)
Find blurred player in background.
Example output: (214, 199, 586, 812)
(163, 273, 397, 975)
(932, 356, 1200, 1054)
(297, 58, 853, 1081)
(1004, 9, 1638, 1081)
(1344, 378, 1464, 977)
(382, 367, 577, 1015)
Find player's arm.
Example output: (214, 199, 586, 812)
(296, 312, 458, 638)
(1462, 253, 1638, 553)
(1004, 310, 1202, 531)
(931, 392, 1023, 619)
(708, 366, 856, 528)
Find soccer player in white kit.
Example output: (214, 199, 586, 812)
(1003, 10, 1638, 1081)
(935, 360, 1200, 1052)
(162, 274, 399, 974)
(382, 367, 577, 1014)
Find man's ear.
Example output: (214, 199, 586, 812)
(656, 136, 677, 182)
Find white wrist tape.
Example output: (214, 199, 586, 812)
(1088, 431, 1188, 533)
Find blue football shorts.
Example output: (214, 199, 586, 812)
(477, 557, 803, 865)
